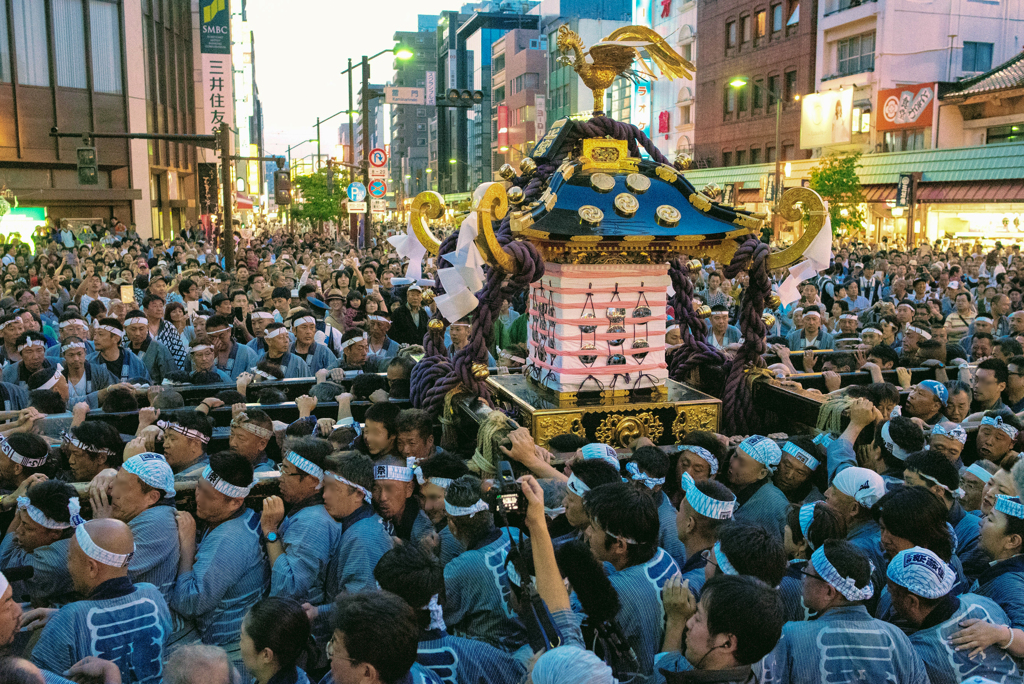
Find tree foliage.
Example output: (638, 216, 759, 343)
(289, 168, 350, 226)
(808, 153, 866, 237)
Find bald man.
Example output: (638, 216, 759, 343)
(31, 520, 173, 683)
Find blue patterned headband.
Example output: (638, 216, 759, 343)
(626, 461, 665, 489)
(738, 435, 781, 473)
(811, 545, 874, 602)
(931, 422, 967, 445)
(679, 445, 718, 475)
(798, 502, 819, 545)
(886, 547, 954, 600)
(995, 495, 1024, 520)
(712, 541, 739, 576)
(681, 473, 735, 520)
(981, 415, 1019, 441)
(782, 441, 819, 471)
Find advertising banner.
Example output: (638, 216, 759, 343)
(200, 0, 233, 136)
(877, 83, 936, 131)
(800, 88, 853, 149)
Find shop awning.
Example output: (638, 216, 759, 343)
(862, 179, 1024, 203)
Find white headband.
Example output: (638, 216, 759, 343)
(251, 312, 275, 320)
(0, 320, 16, 332)
(0, 435, 46, 468)
(124, 316, 148, 327)
(782, 441, 820, 471)
(881, 422, 911, 461)
(679, 445, 719, 475)
(907, 325, 932, 340)
(625, 461, 665, 488)
(75, 525, 134, 568)
(190, 344, 214, 353)
(424, 476, 453, 490)
(681, 472, 735, 520)
(914, 469, 965, 500)
(366, 315, 390, 324)
(981, 415, 1019, 440)
(202, 465, 255, 499)
(566, 472, 590, 497)
(205, 327, 231, 336)
(861, 327, 881, 335)
(326, 470, 372, 504)
(230, 413, 273, 439)
(59, 319, 87, 329)
(264, 327, 288, 339)
(61, 429, 116, 457)
(157, 420, 210, 444)
(254, 369, 276, 380)
(811, 545, 874, 601)
(374, 464, 413, 482)
(341, 334, 368, 351)
(38, 364, 64, 391)
(16, 339, 45, 352)
(290, 316, 316, 328)
(61, 341, 86, 353)
(445, 499, 489, 517)
(97, 325, 124, 338)
(840, 314, 858, 321)
(286, 451, 324, 488)
(18, 495, 85, 530)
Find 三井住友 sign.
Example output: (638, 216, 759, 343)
(200, 0, 232, 135)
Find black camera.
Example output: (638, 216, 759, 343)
(489, 461, 528, 526)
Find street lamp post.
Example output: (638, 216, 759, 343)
(730, 77, 789, 239)
(340, 45, 413, 245)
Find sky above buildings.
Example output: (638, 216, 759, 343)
(249, 0, 457, 162)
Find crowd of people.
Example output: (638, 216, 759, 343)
(0, 218, 1020, 684)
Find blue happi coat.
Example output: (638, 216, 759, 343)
(761, 604, 929, 684)
(174, 455, 210, 481)
(657, 492, 686, 568)
(906, 593, 1023, 684)
(314, 504, 393, 646)
(971, 554, 1024, 628)
(950, 502, 987, 580)
(443, 528, 527, 652)
(32, 578, 172, 683)
(676, 548, 708, 598)
(0, 381, 28, 411)
(438, 523, 465, 566)
(65, 363, 117, 410)
(256, 350, 310, 379)
(779, 560, 817, 622)
(171, 508, 269, 661)
(732, 478, 790, 541)
(87, 348, 151, 383)
(0, 534, 74, 605)
(290, 341, 337, 375)
(2, 359, 55, 390)
(217, 341, 261, 380)
(270, 496, 341, 612)
(417, 627, 527, 684)
(127, 504, 180, 602)
(606, 546, 679, 678)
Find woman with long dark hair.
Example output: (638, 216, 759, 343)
(239, 597, 312, 684)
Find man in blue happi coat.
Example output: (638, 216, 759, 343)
(558, 457, 621, 549)
(123, 310, 177, 384)
(144, 410, 212, 481)
(206, 313, 261, 381)
(188, 337, 231, 384)
(227, 408, 276, 474)
(903, 449, 987, 579)
(287, 308, 337, 375)
(416, 453, 469, 566)
(825, 463, 889, 605)
(373, 455, 433, 545)
(583, 480, 679, 677)
(887, 546, 1023, 684)
(727, 435, 790, 542)
(261, 438, 340, 644)
(257, 322, 311, 378)
(31, 519, 172, 684)
(442, 474, 528, 652)
(87, 318, 151, 383)
(761, 539, 928, 684)
(60, 337, 118, 410)
(2, 332, 54, 390)
(170, 452, 269, 667)
(627, 446, 687, 568)
(89, 451, 179, 601)
(375, 543, 527, 684)
(0, 479, 80, 606)
(672, 474, 736, 598)
(314, 451, 393, 649)
(46, 313, 95, 361)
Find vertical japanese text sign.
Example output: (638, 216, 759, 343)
(201, 0, 233, 136)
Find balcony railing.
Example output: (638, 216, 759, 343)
(824, 0, 877, 17)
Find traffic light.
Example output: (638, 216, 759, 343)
(274, 170, 292, 205)
(439, 89, 485, 108)
(77, 146, 98, 185)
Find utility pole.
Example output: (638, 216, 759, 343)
(361, 54, 371, 249)
(219, 122, 234, 271)
(348, 58, 357, 245)
(316, 117, 321, 170)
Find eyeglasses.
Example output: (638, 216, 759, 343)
(700, 548, 718, 570)
(326, 634, 357, 664)
(797, 568, 827, 584)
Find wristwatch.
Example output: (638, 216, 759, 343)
(266, 532, 278, 543)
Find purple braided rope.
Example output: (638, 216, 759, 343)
(720, 238, 771, 435)
(575, 116, 671, 165)
(667, 260, 726, 382)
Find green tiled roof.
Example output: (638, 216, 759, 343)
(945, 51, 1024, 97)
(681, 142, 1024, 188)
